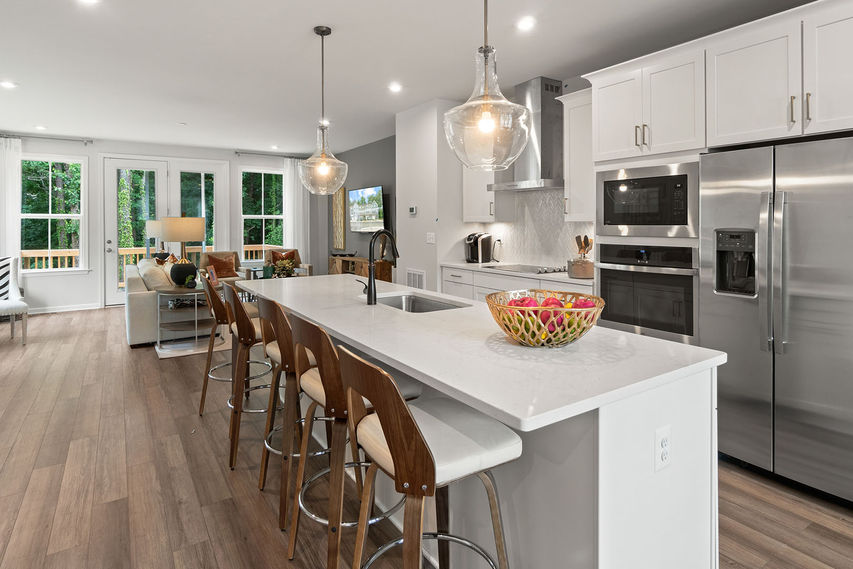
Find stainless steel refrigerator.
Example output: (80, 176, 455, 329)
(700, 137, 853, 501)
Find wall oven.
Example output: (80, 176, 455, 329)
(596, 162, 699, 238)
(595, 244, 699, 344)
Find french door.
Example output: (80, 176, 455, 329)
(104, 158, 168, 305)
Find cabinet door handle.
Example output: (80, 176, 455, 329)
(642, 124, 649, 146)
(489, 201, 494, 216)
(563, 197, 569, 215)
(634, 125, 641, 147)
(450, 273, 462, 278)
(790, 95, 796, 124)
(806, 92, 812, 121)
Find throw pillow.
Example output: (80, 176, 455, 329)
(207, 254, 239, 278)
(139, 263, 173, 291)
(270, 249, 296, 264)
(166, 253, 178, 264)
(0, 257, 10, 300)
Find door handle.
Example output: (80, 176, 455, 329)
(758, 191, 772, 351)
(634, 125, 641, 148)
(790, 95, 797, 124)
(773, 191, 788, 354)
(563, 197, 568, 215)
(642, 124, 649, 146)
(106, 247, 114, 253)
(489, 201, 494, 216)
(806, 92, 812, 121)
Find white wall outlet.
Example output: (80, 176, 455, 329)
(425, 232, 436, 244)
(655, 425, 672, 472)
(408, 205, 417, 216)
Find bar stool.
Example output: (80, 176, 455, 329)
(340, 346, 522, 569)
(286, 316, 423, 569)
(222, 283, 273, 469)
(198, 277, 268, 416)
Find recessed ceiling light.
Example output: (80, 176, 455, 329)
(0, 81, 17, 90)
(388, 81, 402, 93)
(177, 121, 187, 126)
(271, 145, 279, 150)
(516, 16, 536, 32)
(34, 125, 47, 131)
(78, 0, 100, 5)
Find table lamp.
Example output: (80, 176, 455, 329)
(160, 216, 205, 286)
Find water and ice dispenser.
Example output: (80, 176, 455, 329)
(715, 230, 756, 296)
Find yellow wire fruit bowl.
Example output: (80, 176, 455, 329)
(485, 289, 605, 348)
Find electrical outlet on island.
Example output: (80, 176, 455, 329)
(655, 425, 672, 472)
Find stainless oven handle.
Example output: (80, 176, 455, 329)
(595, 262, 698, 276)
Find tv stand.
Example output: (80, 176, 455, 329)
(328, 256, 392, 282)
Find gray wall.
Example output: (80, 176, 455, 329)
(328, 135, 395, 258)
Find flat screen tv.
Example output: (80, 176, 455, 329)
(348, 186, 385, 233)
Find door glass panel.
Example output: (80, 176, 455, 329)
(116, 169, 156, 288)
(179, 171, 215, 265)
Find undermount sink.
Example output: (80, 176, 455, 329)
(377, 294, 469, 313)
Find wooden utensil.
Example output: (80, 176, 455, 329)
(575, 235, 584, 253)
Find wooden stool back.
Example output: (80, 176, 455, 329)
(201, 277, 228, 325)
(339, 346, 436, 497)
(289, 315, 346, 419)
(223, 284, 256, 346)
(257, 297, 301, 374)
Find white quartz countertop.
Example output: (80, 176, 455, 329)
(240, 275, 725, 431)
(441, 260, 595, 286)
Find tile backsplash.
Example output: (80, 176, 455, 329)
(485, 189, 593, 267)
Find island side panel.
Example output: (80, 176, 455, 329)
(597, 368, 717, 569)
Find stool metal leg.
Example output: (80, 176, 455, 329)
(478, 470, 510, 569)
(436, 486, 450, 569)
(288, 399, 319, 558)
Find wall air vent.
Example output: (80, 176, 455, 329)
(406, 269, 426, 290)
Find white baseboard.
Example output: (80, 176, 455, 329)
(28, 302, 102, 315)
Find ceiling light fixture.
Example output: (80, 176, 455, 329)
(78, 0, 101, 5)
(299, 26, 347, 195)
(34, 125, 47, 131)
(443, 0, 530, 171)
(0, 81, 17, 90)
(177, 122, 187, 126)
(271, 145, 279, 150)
(516, 16, 536, 31)
(388, 81, 402, 93)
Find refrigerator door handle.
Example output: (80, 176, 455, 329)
(758, 191, 773, 351)
(773, 191, 788, 354)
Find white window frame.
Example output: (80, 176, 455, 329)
(240, 167, 285, 262)
(19, 154, 88, 273)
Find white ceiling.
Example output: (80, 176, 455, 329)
(1, 0, 814, 155)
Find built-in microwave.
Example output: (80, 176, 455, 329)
(596, 162, 699, 238)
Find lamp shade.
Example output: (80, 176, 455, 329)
(145, 219, 162, 238)
(159, 217, 205, 242)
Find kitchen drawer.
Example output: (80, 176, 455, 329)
(473, 272, 540, 291)
(442, 280, 474, 300)
(540, 280, 594, 294)
(442, 267, 474, 285)
(474, 286, 500, 303)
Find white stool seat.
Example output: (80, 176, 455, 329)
(266, 342, 316, 368)
(299, 368, 423, 409)
(357, 397, 522, 486)
(230, 318, 262, 340)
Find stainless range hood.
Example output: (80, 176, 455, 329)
(489, 77, 564, 191)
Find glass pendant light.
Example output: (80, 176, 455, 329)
(443, 0, 531, 171)
(299, 26, 348, 195)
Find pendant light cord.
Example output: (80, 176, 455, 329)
(321, 34, 326, 123)
(483, 0, 488, 48)
(483, 0, 489, 97)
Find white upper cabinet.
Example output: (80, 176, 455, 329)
(558, 89, 595, 221)
(706, 17, 802, 147)
(642, 51, 706, 155)
(462, 168, 495, 222)
(803, 1, 853, 134)
(591, 69, 643, 161)
(588, 49, 705, 162)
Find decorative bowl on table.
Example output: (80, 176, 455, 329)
(485, 289, 605, 348)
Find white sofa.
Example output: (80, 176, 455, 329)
(124, 258, 249, 347)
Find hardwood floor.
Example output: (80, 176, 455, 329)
(1, 308, 852, 568)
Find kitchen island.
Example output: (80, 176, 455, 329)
(239, 274, 726, 569)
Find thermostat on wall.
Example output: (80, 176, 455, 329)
(408, 205, 417, 216)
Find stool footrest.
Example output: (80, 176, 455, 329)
(264, 423, 334, 458)
(363, 532, 498, 569)
(298, 462, 405, 528)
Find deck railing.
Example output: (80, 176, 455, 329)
(21, 244, 272, 287)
